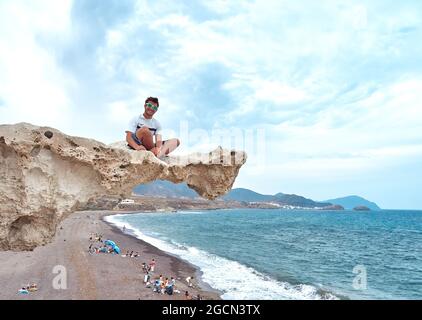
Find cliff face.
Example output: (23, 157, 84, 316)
(0, 123, 247, 251)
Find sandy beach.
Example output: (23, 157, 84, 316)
(0, 210, 221, 300)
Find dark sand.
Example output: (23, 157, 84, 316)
(0, 211, 221, 300)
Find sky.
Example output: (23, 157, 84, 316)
(1, 0, 422, 209)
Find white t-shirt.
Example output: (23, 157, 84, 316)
(127, 115, 162, 137)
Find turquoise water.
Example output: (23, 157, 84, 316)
(106, 209, 422, 300)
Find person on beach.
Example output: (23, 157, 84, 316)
(149, 258, 156, 272)
(166, 284, 173, 295)
(186, 276, 194, 288)
(28, 283, 38, 292)
(153, 279, 161, 293)
(141, 262, 147, 273)
(125, 97, 180, 158)
(160, 280, 166, 294)
(165, 280, 174, 295)
(143, 272, 150, 285)
(185, 291, 192, 300)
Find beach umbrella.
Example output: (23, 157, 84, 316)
(104, 240, 116, 247)
(113, 246, 121, 254)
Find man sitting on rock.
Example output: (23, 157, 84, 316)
(125, 97, 180, 158)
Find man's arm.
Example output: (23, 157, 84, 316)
(126, 131, 146, 150)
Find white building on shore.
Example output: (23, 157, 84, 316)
(120, 199, 135, 204)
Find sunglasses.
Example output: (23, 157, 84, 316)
(146, 102, 159, 111)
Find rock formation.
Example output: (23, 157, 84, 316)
(353, 206, 371, 211)
(321, 204, 345, 211)
(0, 123, 247, 251)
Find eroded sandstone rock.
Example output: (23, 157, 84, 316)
(0, 123, 247, 251)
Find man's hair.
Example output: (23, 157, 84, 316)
(145, 97, 159, 106)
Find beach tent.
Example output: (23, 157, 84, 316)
(104, 240, 116, 247)
(113, 246, 121, 254)
(18, 288, 29, 295)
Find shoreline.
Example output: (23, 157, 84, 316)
(103, 211, 223, 299)
(0, 210, 221, 300)
(104, 209, 345, 301)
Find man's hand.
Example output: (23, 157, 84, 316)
(135, 145, 147, 151)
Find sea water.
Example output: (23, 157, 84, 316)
(105, 209, 422, 300)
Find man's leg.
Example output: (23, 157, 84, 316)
(135, 127, 155, 150)
(158, 138, 180, 157)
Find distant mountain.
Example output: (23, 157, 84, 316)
(221, 188, 274, 202)
(324, 196, 381, 211)
(274, 194, 331, 208)
(133, 180, 198, 198)
(222, 189, 330, 208)
(133, 182, 330, 208)
(133, 182, 379, 210)
(274, 192, 285, 197)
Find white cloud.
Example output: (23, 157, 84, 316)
(0, 0, 74, 130)
(107, 101, 133, 124)
(201, 0, 246, 15)
(105, 29, 125, 49)
(252, 79, 309, 105)
(150, 14, 192, 29)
